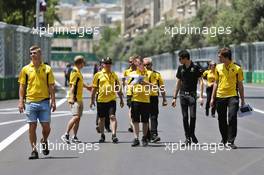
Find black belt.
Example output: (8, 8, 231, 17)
(25, 98, 50, 104)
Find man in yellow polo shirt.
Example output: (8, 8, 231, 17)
(122, 55, 137, 133)
(130, 56, 154, 147)
(18, 45, 56, 159)
(143, 57, 167, 143)
(61, 56, 92, 144)
(90, 57, 124, 143)
(202, 61, 216, 117)
(211, 48, 245, 149)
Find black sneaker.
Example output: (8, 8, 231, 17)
(191, 136, 198, 144)
(131, 138, 140, 147)
(112, 134, 118, 144)
(61, 134, 70, 144)
(40, 139, 50, 156)
(151, 135, 161, 143)
(99, 134, 105, 143)
(128, 127, 133, 133)
(71, 136, 82, 143)
(182, 138, 191, 146)
(211, 114, 216, 118)
(28, 151, 39, 160)
(228, 143, 238, 149)
(142, 136, 148, 147)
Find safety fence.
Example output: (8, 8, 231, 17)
(151, 42, 264, 84)
(0, 22, 52, 100)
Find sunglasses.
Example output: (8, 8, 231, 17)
(30, 51, 37, 55)
(104, 62, 112, 65)
(144, 63, 151, 66)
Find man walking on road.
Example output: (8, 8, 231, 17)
(172, 50, 204, 145)
(210, 48, 245, 149)
(90, 57, 124, 143)
(143, 57, 167, 142)
(122, 56, 138, 133)
(130, 56, 154, 147)
(18, 45, 56, 159)
(61, 56, 92, 144)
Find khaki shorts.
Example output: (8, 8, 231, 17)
(70, 101, 83, 117)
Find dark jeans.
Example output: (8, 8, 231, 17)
(179, 94, 197, 138)
(150, 96, 159, 136)
(216, 96, 239, 144)
(206, 86, 216, 115)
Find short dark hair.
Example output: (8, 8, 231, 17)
(135, 55, 143, 62)
(178, 50, 190, 60)
(219, 47, 232, 60)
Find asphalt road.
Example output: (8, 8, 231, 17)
(0, 72, 264, 175)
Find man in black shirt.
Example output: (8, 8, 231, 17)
(172, 50, 204, 145)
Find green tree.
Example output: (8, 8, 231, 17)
(0, 0, 59, 27)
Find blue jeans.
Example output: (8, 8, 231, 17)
(25, 100, 51, 123)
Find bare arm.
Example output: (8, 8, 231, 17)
(237, 81, 245, 106)
(210, 81, 218, 107)
(172, 78, 181, 107)
(90, 87, 98, 108)
(198, 78, 204, 105)
(18, 84, 26, 113)
(173, 78, 181, 99)
(49, 84, 56, 112)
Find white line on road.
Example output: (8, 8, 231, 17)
(0, 108, 19, 111)
(0, 124, 29, 152)
(0, 98, 67, 152)
(0, 110, 96, 126)
(244, 85, 264, 90)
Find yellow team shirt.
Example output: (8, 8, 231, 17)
(131, 68, 151, 103)
(18, 62, 55, 102)
(215, 62, 244, 98)
(202, 69, 216, 87)
(149, 70, 165, 96)
(68, 66, 83, 102)
(123, 67, 133, 96)
(92, 68, 120, 103)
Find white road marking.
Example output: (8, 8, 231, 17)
(0, 108, 18, 111)
(0, 110, 96, 126)
(0, 125, 29, 152)
(244, 85, 264, 90)
(0, 98, 67, 152)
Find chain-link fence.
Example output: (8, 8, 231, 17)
(0, 22, 52, 100)
(151, 42, 264, 83)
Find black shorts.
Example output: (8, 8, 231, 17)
(126, 95, 132, 108)
(97, 101, 116, 118)
(131, 101, 150, 123)
(150, 96, 159, 115)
